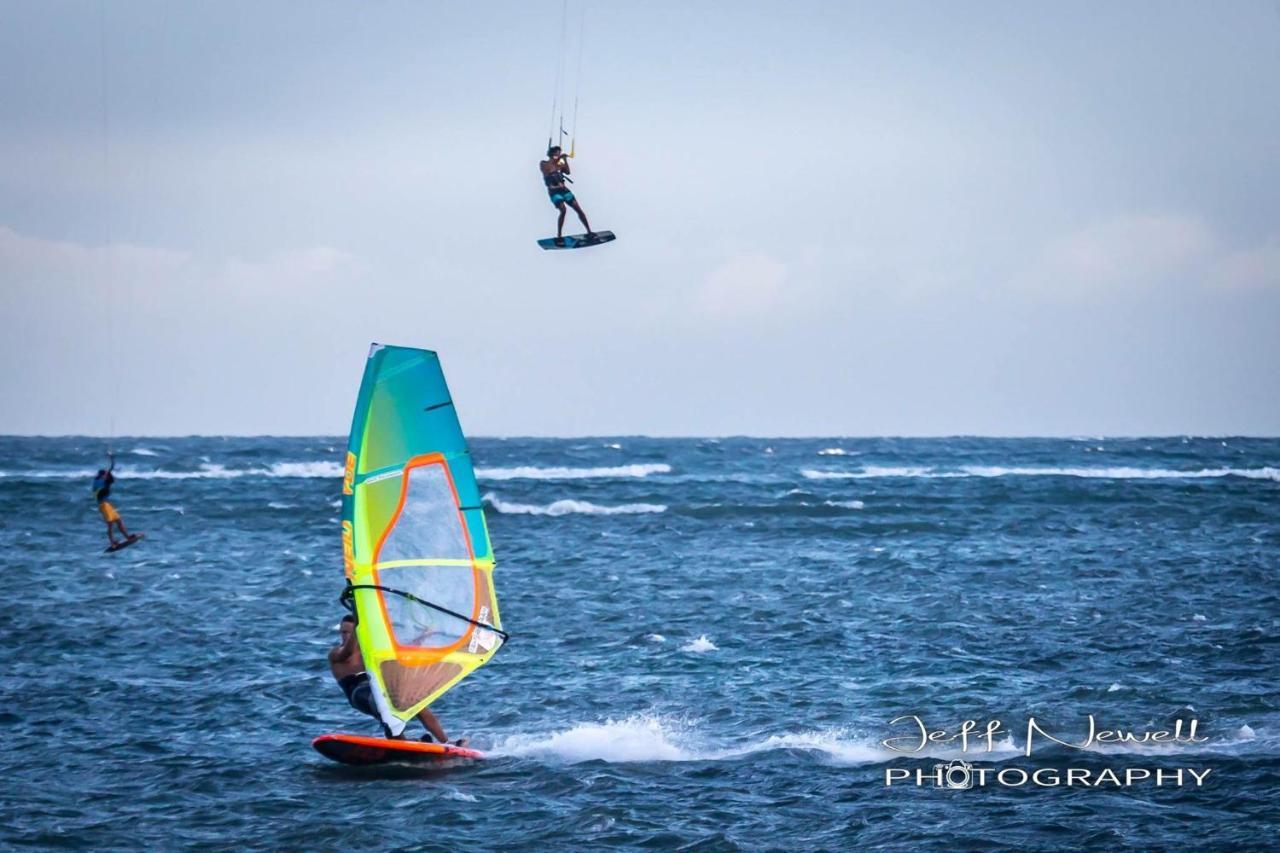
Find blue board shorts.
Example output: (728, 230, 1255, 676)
(548, 187, 575, 206)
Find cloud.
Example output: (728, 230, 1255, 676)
(218, 246, 356, 293)
(0, 225, 189, 292)
(695, 253, 789, 320)
(0, 224, 354, 301)
(1210, 240, 1280, 290)
(1035, 214, 1216, 293)
(1024, 215, 1280, 299)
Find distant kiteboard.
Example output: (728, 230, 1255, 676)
(104, 533, 144, 554)
(312, 733, 484, 766)
(537, 230, 616, 251)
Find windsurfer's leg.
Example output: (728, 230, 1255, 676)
(114, 519, 130, 537)
(556, 203, 567, 238)
(106, 522, 120, 544)
(416, 708, 450, 744)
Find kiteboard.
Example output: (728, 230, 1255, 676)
(537, 230, 616, 251)
(312, 733, 484, 766)
(104, 533, 144, 553)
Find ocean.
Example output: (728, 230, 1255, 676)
(1, 435, 1277, 850)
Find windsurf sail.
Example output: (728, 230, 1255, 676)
(340, 344, 505, 737)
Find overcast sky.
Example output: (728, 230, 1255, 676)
(2, 0, 1278, 436)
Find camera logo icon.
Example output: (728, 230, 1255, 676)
(937, 759, 975, 790)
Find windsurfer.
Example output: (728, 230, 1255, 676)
(92, 453, 132, 546)
(329, 615, 468, 746)
(540, 145, 593, 246)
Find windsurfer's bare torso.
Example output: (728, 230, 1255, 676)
(329, 625, 364, 681)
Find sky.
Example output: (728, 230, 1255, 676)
(2, 0, 1278, 436)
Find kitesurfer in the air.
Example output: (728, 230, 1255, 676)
(329, 614, 468, 746)
(540, 145, 594, 246)
(92, 453, 132, 546)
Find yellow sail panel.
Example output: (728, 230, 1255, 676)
(342, 345, 503, 736)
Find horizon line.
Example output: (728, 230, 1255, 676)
(3, 433, 1278, 441)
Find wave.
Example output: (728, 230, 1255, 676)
(681, 635, 718, 653)
(475, 463, 671, 481)
(0, 460, 344, 480)
(965, 465, 1280, 482)
(802, 466, 938, 480)
(129, 447, 159, 457)
(484, 493, 667, 516)
(802, 465, 1280, 482)
(817, 448, 858, 456)
(489, 715, 884, 766)
(265, 461, 344, 478)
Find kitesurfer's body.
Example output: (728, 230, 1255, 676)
(540, 145, 593, 246)
(92, 453, 132, 546)
(329, 615, 467, 746)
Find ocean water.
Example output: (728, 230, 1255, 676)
(1, 436, 1277, 850)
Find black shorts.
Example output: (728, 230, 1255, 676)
(338, 672, 379, 720)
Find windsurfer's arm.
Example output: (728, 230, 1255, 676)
(417, 708, 450, 744)
(107, 452, 115, 473)
(330, 632, 358, 664)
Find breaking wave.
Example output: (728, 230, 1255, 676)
(0, 461, 344, 480)
(681, 635, 718, 653)
(475, 463, 671, 481)
(801, 465, 1280, 482)
(484, 493, 667, 516)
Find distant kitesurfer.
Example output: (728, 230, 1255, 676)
(329, 614, 468, 746)
(540, 145, 594, 246)
(93, 453, 132, 546)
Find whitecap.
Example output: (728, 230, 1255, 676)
(484, 493, 666, 516)
(798, 465, 1280, 483)
(266, 461, 344, 478)
(2, 460, 345, 481)
(476, 463, 671, 481)
(681, 635, 718, 653)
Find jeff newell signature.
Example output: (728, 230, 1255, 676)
(882, 715, 1209, 757)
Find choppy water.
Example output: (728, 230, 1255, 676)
(2, 436, 1278, 849)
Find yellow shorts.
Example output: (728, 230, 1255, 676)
(99, 501, 121, 523)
